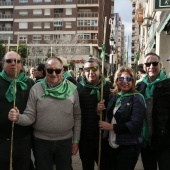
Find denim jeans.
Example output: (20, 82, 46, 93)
(0, 135, 32, 170)
(34, 137, 72, 170)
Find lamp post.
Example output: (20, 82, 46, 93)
(109, 36, 115, 75)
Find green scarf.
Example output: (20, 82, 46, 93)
(0, 70, 28, 102)
(41, 78, 77, 99)
(142, 70, 167, 99)
(116, 91, 146, 107)
(80, 76, 106, 101)
(63, 72, 72, 79)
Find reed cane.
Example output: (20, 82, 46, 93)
(10, 32, 20, 170)
(98, 16, 107, 170)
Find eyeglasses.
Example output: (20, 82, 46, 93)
(118, 77, 132, 82)
(46, 68, 62, 74)
(144, 62, 159, 67)
(84, 66, 98, 72)
(5, 59, 21, 64)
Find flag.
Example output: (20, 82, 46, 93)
(100, 44, 106, 60)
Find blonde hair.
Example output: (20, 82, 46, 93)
(111, 66, 136, 95)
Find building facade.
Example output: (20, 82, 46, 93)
(0, 0, 115, 69)
(131, 0, 170, 75)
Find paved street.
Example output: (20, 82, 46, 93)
(72, 152, 144, 170)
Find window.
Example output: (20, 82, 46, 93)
(44, 0, 51, 2)
(19, 0, 28, 3)
(19, 22, 28, 29)
(33, 35, 42, 41)
(54, 34, 61, 40)
(44, 9, 50, 15)
(44, 22, 50, 29)
(33, 0, 42, 2)
(19, 10, 28, 16)
(66, 0, 72, 2)
(53, 21, 63, 27)
(33, 9, 42, 16)
(77, 20, 98, 26)
(33, 22, 42, 29)
(78, 33, 91, 40)
(66, 9, 72, 15)
(44, 35, 50, 41)
(20, 35, 27, 41)
(65, 22, 71, 28)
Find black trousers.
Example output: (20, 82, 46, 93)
(141, 145, 170, 170)
(0, 135, 32, 170)
(100, 139, 141, 170)
(79, 139, 99, 170)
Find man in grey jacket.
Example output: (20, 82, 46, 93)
(9, 56, 81, 170)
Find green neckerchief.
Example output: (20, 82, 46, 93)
(80, 76, 106, 101)
(0, 70, 28, 102)
(116, 91, 146, 108)
(63, 72, 72, 79)
(41, 78, 77, 99)
(142, 70, 167, 99)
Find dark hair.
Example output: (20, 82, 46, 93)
(137, 64, 146, 74)
(36, 64, 46, 76)
(145, 52, 160, 62)
(84, 55, 101, 67)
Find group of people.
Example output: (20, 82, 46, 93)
(0, 51, 170, 170)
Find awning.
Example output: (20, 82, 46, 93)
(157, 13, 170, 34)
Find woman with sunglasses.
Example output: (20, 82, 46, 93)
(98, 66, 146, 170)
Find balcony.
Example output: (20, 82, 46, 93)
(78, 0, 98, 4)
(77, 26, 98, 31)
(54, 0, 63, 4)
(54, 13, 63, 17)
(0, 14, 13, 18)
(54, 27, 63, 31)
(0, 27, 13, 31)
(77, 12, 98, 18)
(0, 1, 13, 6)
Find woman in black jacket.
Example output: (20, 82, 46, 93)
(98, 66, 146, 170)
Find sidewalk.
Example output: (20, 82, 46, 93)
(72, 152, 144, 170)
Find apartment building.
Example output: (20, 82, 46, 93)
(0, 0, 114, 68)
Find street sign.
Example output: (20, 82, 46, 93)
(154, 0, 170, 11)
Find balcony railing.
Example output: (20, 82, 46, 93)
(54, 0, 63, 4)
(0, 27, 12, 31)
(54, 13, 63, 17)
(0, 1, 13, 6)
(77, 26, 98, 30)
(0, 14, 13, 18)
(77, 12, 98, 18)
(78, 0, 98, 4)
(54, 27, 63, 30)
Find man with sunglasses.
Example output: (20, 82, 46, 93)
(136, 52, 170, 170)
(0, 51, 35, 170)
(77, 56, 112, 170)
(8, 56, 81, 170)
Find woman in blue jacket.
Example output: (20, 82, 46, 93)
(98, 66, 146, 170)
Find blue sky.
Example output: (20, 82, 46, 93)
(114, 0, 132, 45)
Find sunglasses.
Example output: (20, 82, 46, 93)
(144, 62, 159, 67)
(5, 59, 21, 64)
(46, 68, 62, 74)
(84, 66, 98, 72)
(118, 77, 132, 82)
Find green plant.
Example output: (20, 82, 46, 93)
(0, 42, 6, 61)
